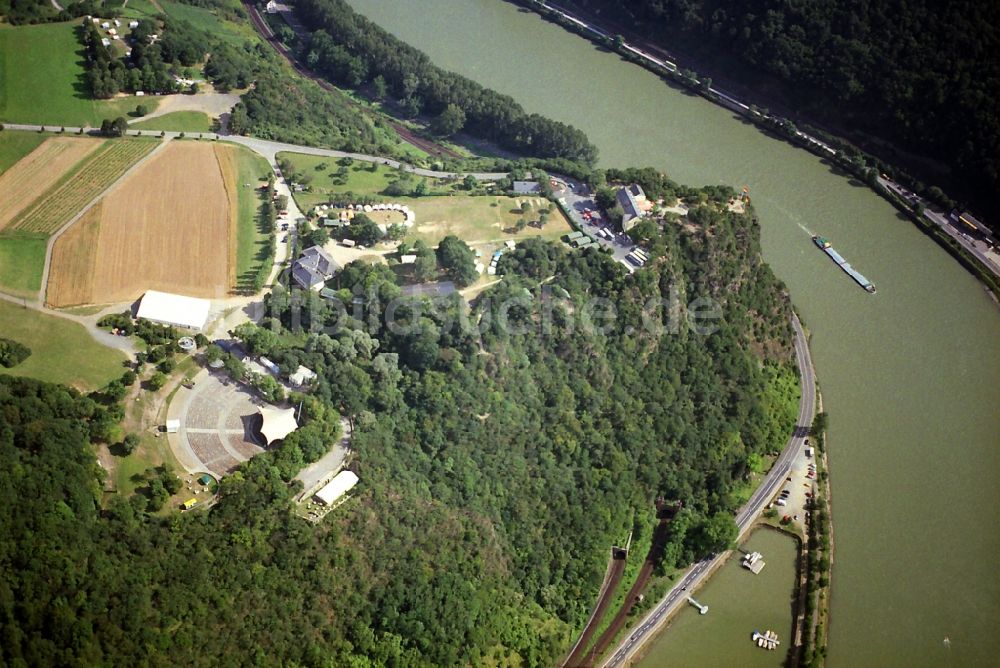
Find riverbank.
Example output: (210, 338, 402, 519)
(508, 0, 1000, 299)
(633, 527, 800, 668)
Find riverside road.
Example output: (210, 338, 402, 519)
(601, 313, 816, 668)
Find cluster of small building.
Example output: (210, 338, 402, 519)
(90, 16, 145, 53)
(564, 230, 596, 249)
(314, 202, 416, 232)
(484, 239, 517, 276)
(244, 356, 316, 390)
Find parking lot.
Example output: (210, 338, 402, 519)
(553, 178, 638, 268)
(770, 439, 818, 527)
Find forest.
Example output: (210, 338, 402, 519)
(0, 189, 799, 664)
(0, 0, 97, 25)
(291, 0, 598, 165)
(563, 0, 1000, 226)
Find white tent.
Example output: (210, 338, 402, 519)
(289, 365, 317, 387)
(314, 470, 359, 505)
(258, 406, 298, 445)
(136, 290, 210, 330)
(165, 419, 180, 433)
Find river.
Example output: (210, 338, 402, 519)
(637, 529, 798, 667)
(346, 1, 1000, 665)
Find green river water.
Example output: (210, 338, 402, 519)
(637, 529, 798, 668)
(347, 2, 1000, 665)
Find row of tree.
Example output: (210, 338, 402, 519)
(292, 0, 599, 164)
(563, 0, 1000, 228)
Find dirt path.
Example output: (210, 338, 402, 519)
(126, 93, 240, 125)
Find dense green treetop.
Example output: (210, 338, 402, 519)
(564, 0, 1000, 225)
(0, 184, 798, 665)
(293, 0, 599, 164)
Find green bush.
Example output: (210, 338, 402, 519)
(0, 338, 31, 368)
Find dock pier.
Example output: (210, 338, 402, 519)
(687, 597, 708, 614)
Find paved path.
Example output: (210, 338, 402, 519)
(225, 135, 508, 181)
(1, 125, 509, 182)
(877, 176, 1000, 280)
(294, 417, 352, 500)
(601, 313, 816, 667)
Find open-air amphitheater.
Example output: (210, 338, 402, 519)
(167, 371, 267, 478)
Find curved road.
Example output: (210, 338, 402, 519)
(601, 313, 816, 667)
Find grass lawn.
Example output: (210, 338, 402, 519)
(120, 0, 163, 19)
(114, 358, 198, 498)
(160, 0, 257, 45)
(0, 299, 125, 391)
(0, 130, 47, 173)
(277, 152, 423, 208)
(400, 195, 572, 246)
(222, 144, 273, 289)
(132, 111, 213, 132)
(0, 22, 160, 126)
(0, 235, 46, 297)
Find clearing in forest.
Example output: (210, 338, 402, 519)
(47, 141, 233, 307)
(0, 136, 105, 230)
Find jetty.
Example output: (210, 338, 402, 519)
(752, 629, 780, 650)
(742, 551, 766, 575)
(686, 597, 708, 615)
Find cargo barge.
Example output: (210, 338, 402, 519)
(813, 236, 876, 293)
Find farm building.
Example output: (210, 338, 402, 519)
(257, 406, 298, 445)
(136, 290, 211, 330)
(314, 470, 359, 506)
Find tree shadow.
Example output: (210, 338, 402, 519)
(72, 25, 95, 101)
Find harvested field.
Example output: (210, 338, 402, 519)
(48, 141, 233, 307)
(9, 138, 159, 236)
(0, 137, 104, 230)
(46, 205, 102, 307)
(214, 144, 241, 288)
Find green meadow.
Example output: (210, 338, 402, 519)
(0, 22, 157, 127)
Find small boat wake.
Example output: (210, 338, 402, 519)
(797, 222, 814, 236)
